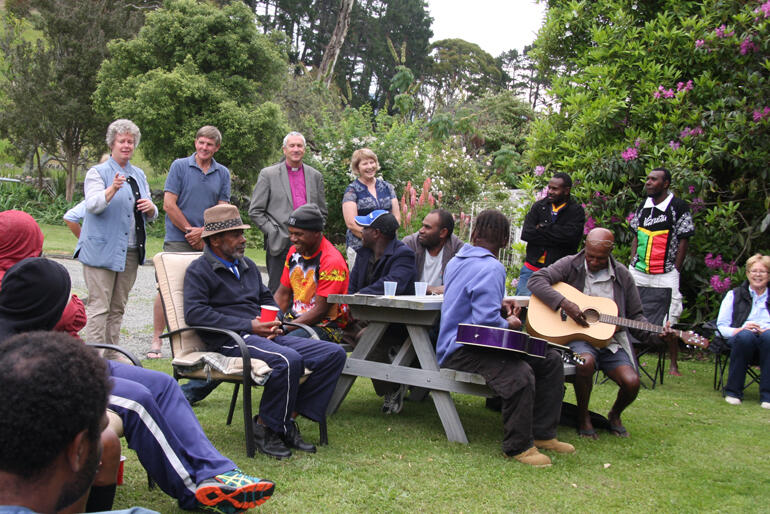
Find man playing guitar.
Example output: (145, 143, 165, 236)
(528, 228, 676, 439)
(437, 209, 574, 467)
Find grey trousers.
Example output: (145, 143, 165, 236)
(265, 240, 291, 294)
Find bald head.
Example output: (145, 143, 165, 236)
(584, 228, 614, 272)
(585, 228, 614, 248)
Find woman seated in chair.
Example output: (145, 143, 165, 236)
(716, 253, 770, 408)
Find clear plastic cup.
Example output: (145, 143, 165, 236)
(384, 281, 397, 296)
(414, 281, 428, 296)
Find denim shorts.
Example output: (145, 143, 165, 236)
(569, 340, 633, 372)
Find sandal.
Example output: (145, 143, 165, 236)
(577, 428, 598, 440)
(609, 423, 629, 438)
(146, 350, 163, 359)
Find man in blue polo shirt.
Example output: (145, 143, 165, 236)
(150, 126, 230, 365)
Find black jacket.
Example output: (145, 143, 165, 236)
(521, 197, 585, 268)
(348, 238, 417, 295)
(731, 280, 770, 327)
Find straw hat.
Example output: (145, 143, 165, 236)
(201, 204, 250, 238)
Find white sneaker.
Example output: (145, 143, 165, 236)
(725, 396, 742, 405)
(761, 402, 770, 409)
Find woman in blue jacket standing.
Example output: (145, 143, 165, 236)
(76, 119, 157, 347)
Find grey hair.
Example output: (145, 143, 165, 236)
(106, 119, 141, 149)
(282, 131, 306, 148)
(196, 125, 222, 146)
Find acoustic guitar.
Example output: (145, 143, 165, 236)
(456, 323, 584, 364)
(526, 282, 709, 349)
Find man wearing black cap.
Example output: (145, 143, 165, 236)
(184, 204, 347, 459)
(348, 209, 417, 296)
(274, 204, 350, 342)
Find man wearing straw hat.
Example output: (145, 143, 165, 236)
(184, 204, 346, 459)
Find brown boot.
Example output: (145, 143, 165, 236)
(534, 438, 576, 454)
(507, 447, 552, 467)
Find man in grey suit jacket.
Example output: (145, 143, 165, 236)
(249, 132, 328, 292)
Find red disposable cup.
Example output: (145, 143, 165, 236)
(117, 455, 126, 485)
(259, 305, 280, 323)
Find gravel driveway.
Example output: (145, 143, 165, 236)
(53, 257, 160, 359)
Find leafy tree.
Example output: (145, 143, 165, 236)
(93, 0, 288, 187)
(527, 0, 770, 323)
(252, 0, 433, 111)
(0, 0, 150, 200)
(420, 38, 504, 114)
(497, 45, 550, 110)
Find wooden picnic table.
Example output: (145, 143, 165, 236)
(326, 293, 573, 444)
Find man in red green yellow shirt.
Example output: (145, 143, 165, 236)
(628, 167, 694, 375)
(275, 203, 349, 342)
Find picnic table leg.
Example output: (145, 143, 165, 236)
(406, 325, 470, 444)
(326, 321, 388, 416)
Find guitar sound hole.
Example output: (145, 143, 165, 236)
(583, 309, 600, 324)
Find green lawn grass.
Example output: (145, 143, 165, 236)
(40, 223, 266, 265)
(113, 358, 770, 512)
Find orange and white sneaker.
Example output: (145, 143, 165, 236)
(195, 469, 275, 512)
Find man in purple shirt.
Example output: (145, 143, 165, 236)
(249, 132, 328, 293)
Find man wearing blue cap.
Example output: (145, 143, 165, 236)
(348, 210, 417, 296)
(348, 210, 417, 414)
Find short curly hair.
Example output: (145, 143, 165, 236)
(105, 119, 141, 149)
(0, 331, 110, 478)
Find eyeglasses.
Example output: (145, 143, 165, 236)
(749, 270, 768, 275)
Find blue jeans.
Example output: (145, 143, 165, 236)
(290, 324, 333, 341)
(516, 265, 536, 296)
(181, 378, 221, 404)
(725, 329, 770, 402)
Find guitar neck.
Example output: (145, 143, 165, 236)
(597, 314, 679, 337)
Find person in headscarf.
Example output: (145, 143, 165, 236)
(0, 210, 85, 337)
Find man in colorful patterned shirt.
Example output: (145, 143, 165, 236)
(628, 167, 695, 375)
(275, 203, 349, 342)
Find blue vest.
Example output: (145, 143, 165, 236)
(75, 158, 153, 271)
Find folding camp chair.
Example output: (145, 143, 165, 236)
(630, 286, 672, 389)
(702, 321, 761, 394)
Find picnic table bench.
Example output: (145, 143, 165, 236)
(326, 293, 574, 444)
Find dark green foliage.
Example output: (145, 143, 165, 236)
(527, 0, 770, 323)
(93, 0, 288, 187)
(0, 0, 150, 201)
(253, 0, 433, 112)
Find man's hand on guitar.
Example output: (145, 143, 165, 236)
(661, 321, 677, 343)
(506, 306, 522, 330)
(560, 298, 589, 327)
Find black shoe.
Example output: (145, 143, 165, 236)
(253, 422, 292, 459)
(485, 396, 502, 412)
(283, 419, 316, 453)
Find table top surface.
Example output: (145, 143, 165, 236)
(328, 293, 444, 310)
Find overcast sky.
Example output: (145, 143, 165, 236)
(426, 0, 546, 57)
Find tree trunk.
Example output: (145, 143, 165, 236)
(65, 152, 78, 202)
(317, 0, 355, 88)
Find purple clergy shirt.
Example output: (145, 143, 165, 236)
(287, 164, 307, 209)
